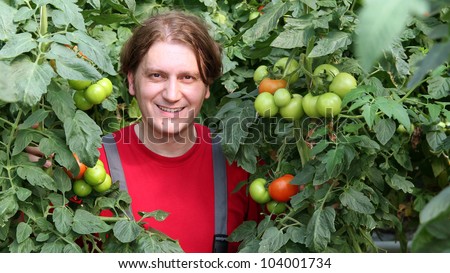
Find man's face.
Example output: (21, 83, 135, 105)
(128, 41, 210, 140)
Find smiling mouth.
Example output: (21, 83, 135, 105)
(157, 105, 185, 113)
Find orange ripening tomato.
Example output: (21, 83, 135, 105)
(268, 174, 299, 202)
(258, 78, 287, 94)
(64, 153, 87, 180)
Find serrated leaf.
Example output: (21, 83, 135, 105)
(356, 0, 429, 71)
(9, 57, 56, 106)
(51, 0, 86, 31)
(53, 168, 72, 193)
(16, 222, 32, 244)
(270, 28, 312, 49)
(138, 210, 170, 222)
(0, 32, 37, 59)
(53, 207, 73, 234)
(340, 187, 375, 214)
(47, 44, 102, 81)
(229, 221, 257, 242)
(373, 118, 396, 145)
(426, 131, 447, 151)
(41, 241, 65, 253)
(322, 146, 345, 177)
(0, 61, 18, 102)
(17, 165, 57, 191)
(308, 31, 352, 58)
(427, 75, 450, 100)
(15, 187, 32, 201)
(0, 2, 17, 40)
(113, 220, 141, 243)
(72, 209, 111, 234)
(362, 103, 378, 129)
(46, 82, 76, 122)
(12, 130, 35, 156)
(258, 227, 289, 253)
(387, 173, 414, 193)
(286, 226, 307, 244)
(39, 135, 78, 174)
(18, 109, 49, 129)
(305, 207, 336, 251)
(64, 110, 102, 167)
(67, 31, 116, 75)
(375, 97, 411, 129)
(243, 1, 290, 44)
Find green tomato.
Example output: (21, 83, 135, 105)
(302, 92, 321, 118)
(68, 79, 92, 90)
(84, 83, 107, 105)
(83, 164, 107, 186)
(266, 200, 287, 214)
(93, 174, 112, 193)
(329, 72, 357, 98)
(97, 78, 113, 97)
(254, 92, 279, 118)
(313, 64, 339, 90)
(73, 90, 93, 111)
(316, 92, 342, 117)
(73, 179, 92, 197)
(249, 178, 271, 204)
(273, 57, 300, 84)
(253, 65, 269, 84)
(279, 94, 304, 121)
(249, 11, 260, 21)
(273, 88, 291, 107)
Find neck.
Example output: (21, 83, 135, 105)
(134, 122, 197, 157)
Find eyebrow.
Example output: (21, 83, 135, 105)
(141, 66, 201, 78)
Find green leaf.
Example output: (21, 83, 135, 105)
(46, 82, 76, 122)
(53, 168, 71, 193)
(340, 187, 375, 214)
(305, 206, 336, 251)
(16, 222, 32, 244)
(17, 165, 57, 191)
(242, 1, 290, 44)
(258, 227, 289, 253)
(308, 31, 352, 58)
(426, 75, 450, 100)
(64, 110, 102, 167)
(8, 57, 56, 106)
(18, 109, 49, 129)
(271, 28, 312, 49)
(361, 103, 378, 129)
(0, 32, 37, 59)
(229, 221, 257, 242)
(72, 209, 111, 234)
(138, 210, 170, 222)
(67, 30, 116, 75)
(39, 135, 78, 174)
(113, 220, 142, 243)
(386, 173, 414, 193)
(15, 187, 32, 201)
(286, 226, 307, 244)
(375, 97, 410, 129)
(12, 130, 36, 156)
(47, 44, 102, 81)
(426, 131, 447, 151)
(53, 207, 73, 234)
(373, 118, 396, 145)
(51, 0, 86, 31)
(356, 0, 429, 71)
(0, 2, 17, 40)
(419, 186, 450, 224)
(322, 146, 345, 177)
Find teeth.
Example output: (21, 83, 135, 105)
(158, 105, 184, 113)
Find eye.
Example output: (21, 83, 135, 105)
(150, 73, 161, 78)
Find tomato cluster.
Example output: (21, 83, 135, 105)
(249, 174, 302, 215)
(302, 64, 358, 118)
(65, 155, 112, 197)
(70, 77, 113, 110)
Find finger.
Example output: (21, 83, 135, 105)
(27, 152, 53, 168)
(25, 146, 45, 157)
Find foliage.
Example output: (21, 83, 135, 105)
(1, 0, 449, 253)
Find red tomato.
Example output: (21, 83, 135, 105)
(258, 78, 287, 94)
(64, 153, 87, 180)
(268, 174, 299, 202)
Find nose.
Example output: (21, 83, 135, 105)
(162, 78, 181, 102)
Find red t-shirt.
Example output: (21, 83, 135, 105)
(98, 123, 260, 252)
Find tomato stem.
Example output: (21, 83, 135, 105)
(293, 119, 310, 167)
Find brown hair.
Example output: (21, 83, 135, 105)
(120, 11, 223, 85)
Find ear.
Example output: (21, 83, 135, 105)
(204, 85, 210, 99)
(127, 72, 136, 96)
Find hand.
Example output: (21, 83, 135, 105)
(25, 146, 53, 168)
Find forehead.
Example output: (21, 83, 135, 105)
(141, 41, 198, 70)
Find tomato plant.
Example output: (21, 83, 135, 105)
(315, 92, 342, 117)
(302, 92, 321, 118)
(313, 64, 340, 90)
(73, 179, 93, 197)
(253, 65, 269, 84)
(84, 83, 107, 105)
(279, 94, 304, 121)
(68, 79, 92, 90)
(266, 200, 287, 214)
(93, 174, 112, 193)
(64, 153, 87, 180)
(273, 57, 300, 84)
(84, 162, 107, 186)
(273, 88, 291, 107)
